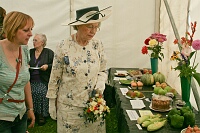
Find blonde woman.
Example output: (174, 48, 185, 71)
(0, 11, 35, 133)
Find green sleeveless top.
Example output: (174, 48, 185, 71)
(0, 44, 30, 121)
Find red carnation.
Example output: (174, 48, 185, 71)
(144, 38, 150, 45)
(141, 46, 148, 54)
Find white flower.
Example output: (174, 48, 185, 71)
(181, 45, 192, 57)
(99, 104, 104, 112)
(90, 101, 97, 107)
(94, 110, 99, 115)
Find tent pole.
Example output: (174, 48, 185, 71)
(154, 0, 161, 33)
(70, 0, 74, 35)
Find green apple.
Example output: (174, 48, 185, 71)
(134, 91, 140, 97)
(158, 89, 167, 95)
(164, 86, 172, 92)
(154, 87, 162, 94)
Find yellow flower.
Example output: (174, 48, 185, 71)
(149, 39, 158, 47)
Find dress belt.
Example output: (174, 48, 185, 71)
(0, 98, 25, 103)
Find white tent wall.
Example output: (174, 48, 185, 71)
(0, 0, 70, 51)
(160, 0, 200, 110)
(0, 0, 156, 69)
(1, 0, 200, 109)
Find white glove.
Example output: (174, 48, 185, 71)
(49, 98, 57, 120)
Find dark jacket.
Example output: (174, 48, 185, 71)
(29, 48, 54, 85)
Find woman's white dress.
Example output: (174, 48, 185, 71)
(46, 34, 107, 133)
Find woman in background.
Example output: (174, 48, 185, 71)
(0, 11, 35, 133)
(29, 33, 54, 126)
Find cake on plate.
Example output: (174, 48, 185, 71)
(151, 95, 172, 110)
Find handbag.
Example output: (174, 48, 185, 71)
(0, 47, 25, 103)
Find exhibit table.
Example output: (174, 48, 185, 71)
(106, 67, 200, 133)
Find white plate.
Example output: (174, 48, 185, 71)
(149, 103, 172, 112)
(29, 67, 41, 70)
(180, 128, 186, 133)
(125, 95, 145, 100)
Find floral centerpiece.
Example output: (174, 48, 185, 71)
(141, 33, 167, 74)
(141, 33, 167, 61)
(83, 93, 110, 123)
(170, 21, 200, 86)
(170, 21, 200, 107)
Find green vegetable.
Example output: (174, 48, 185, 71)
(147, 119, 167, 131)
(183, 111, 195, 127)
(167, 108, 181, 122)
(141, 73, 154, 85)
(170, 114, 184, 128)
(153, 72, 165, 83)
(119, 80, 132, 85)
(142, 117, 161, 127)
(137, 115, 150, 124)
(180, 106, 192, 115)
(137, 114, 162, 125)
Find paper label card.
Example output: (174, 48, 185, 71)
(120, 88, 129, 95)
(130, 100, 145, 109)
(126, 110, 139, 120)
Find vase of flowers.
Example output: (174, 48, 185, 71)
(180, 76, 191, 107)
(171, 21, 200, 107)
(150, 58, 158, 74)
(83, 93, 110, 123)
(142, 33, 167, 74)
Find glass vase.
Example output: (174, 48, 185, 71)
(150, 58, 158, 74)
(180, 76, 191, 108)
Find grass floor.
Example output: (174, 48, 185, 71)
(27, 106, 119, 133)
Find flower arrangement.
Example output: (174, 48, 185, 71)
(141, 33, 167, 61)
(83, 93, 110, 123)
(170, 21, 200, 86)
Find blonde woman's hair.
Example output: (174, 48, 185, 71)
(35, 33, 47, 47)
(3, 11, 34, 42)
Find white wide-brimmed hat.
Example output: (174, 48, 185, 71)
(62, 6, 112, 26)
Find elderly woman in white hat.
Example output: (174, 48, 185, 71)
(46, 6, 111, 133)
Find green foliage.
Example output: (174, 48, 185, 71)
(27, 117, 57, 133)
(148, 44, 164, 61)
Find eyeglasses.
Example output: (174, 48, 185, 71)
(85, 25, 100, 32)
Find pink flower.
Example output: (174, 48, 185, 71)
(150, 33, 167, 43)
(192, 40, 200, 50)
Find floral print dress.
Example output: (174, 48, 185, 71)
(46, 34, 107, 133)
